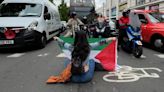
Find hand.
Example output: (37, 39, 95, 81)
(84, 65, 89, 72)
(106, 37, 116, 42)
(111, 37, 116, 40)
(53, 36, 59, 41)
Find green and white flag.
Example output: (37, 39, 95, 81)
(59, 36, 117, 71)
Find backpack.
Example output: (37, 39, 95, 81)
(71, 57, 85, 75)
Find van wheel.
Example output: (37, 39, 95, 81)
(38, 34, 47, 48)
(152, 37, 164, 52)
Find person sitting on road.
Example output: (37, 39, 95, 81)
(46, 31, 116, 83)
(64, 12, 84, 38)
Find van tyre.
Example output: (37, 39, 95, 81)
(152, 37, 164, 52)
(38, 34, 47, 48)
(133, 45, 142, 58)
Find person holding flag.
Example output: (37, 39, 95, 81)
(64, 12, 84, 38)
(46, 31, 116, 83)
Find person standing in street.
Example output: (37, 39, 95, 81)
(118, 10, 130, 49)
(86, 7, 97, 25)
(64, 12, 84, 37)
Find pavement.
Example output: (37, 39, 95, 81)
(0, 40, 164, 92)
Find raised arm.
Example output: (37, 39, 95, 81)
(90, 37, 116, 49)
(53, 37, 73, 51)
(77, 18, 84, 25)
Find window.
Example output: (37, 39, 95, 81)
(138, 14, 147, 23)
(150, 0, 157, 2)
(149, 5, 159, 11)
(44, 6, 51, 20)
(119, 0, 126, 3)
(44, 6, 48, 14)
(111, 7, 116, 16)
(148, 12, 163, 23)
(136, 0, 145, 5)
(0, 3, 42, 17)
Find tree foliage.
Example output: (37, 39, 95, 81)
(58, 0, 69, 21)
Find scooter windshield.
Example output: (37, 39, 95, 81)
(97, 22, 105, 29)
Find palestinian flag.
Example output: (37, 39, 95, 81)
(58, 37, 117, 71)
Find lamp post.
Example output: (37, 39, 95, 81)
(108, 0, 111, 19)
(116, 0, 119, 20)
(103, 3, 105, 16)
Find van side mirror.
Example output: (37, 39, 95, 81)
(140, 19, 148, 24)
(44, 13, 51, 20)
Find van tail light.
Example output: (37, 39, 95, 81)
(4, 29, 16, 39)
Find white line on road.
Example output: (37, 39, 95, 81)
(7, 53, 25, 58)
(56, 53, 66, 58)
(154, 54, 164, 58)
(132, 55, 146, 59)
(38, 53, 49, 57)
(140, 55, 146, 59)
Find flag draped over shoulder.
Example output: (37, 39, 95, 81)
(59, 36, 117, 71)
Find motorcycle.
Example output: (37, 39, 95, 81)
(92, 21, 111, 38)
(121, 25, 143, 58)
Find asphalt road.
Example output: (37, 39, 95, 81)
(0, 40, 164, 92)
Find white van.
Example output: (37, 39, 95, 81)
(0, 0, 63, 48)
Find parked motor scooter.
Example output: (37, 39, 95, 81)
(92, 21, 110, 38)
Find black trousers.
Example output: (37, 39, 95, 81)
(118, 28, 127, 46)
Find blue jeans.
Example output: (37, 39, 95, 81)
(64, 59, 95, 83)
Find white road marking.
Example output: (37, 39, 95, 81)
(154, 54, 164, 58)
(7, 53, 25, 58)
(56, 53, 66, 58)
(103, 65, 162, 83)
(132, 55, 146, 59)
(38, 53, 49, 57)
(140, 55, 146, 58)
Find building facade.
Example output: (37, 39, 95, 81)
(70, 0, 95, 7)
(106, 0, 164, 20)
(96, 2, 107, 16)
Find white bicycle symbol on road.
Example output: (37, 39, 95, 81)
(103, 66, 162, 83)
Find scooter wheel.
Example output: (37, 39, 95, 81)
(133, 45, 143, 58)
